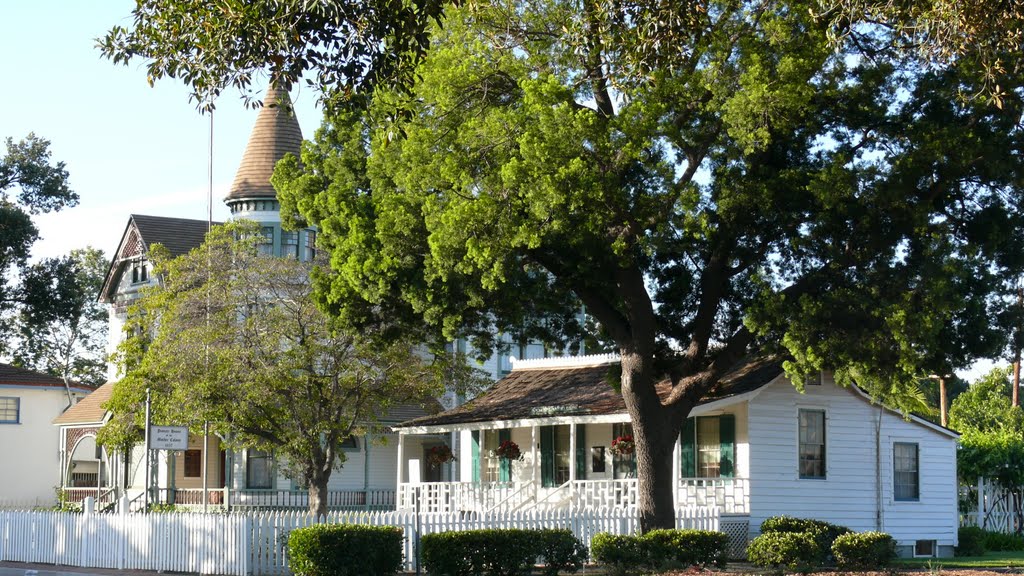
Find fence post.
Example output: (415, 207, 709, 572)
(977, 476, 985, 529)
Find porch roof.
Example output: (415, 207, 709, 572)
(396, 355, 782, 430)
(53, 381, 115, 425)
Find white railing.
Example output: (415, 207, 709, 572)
(0, 506, 718, 574)
(228, 489, 394, 511)
(960, 477, 1024, 533)
(397, 482, 519, 512)
(573, 479, 640, 509)
(677, 477, 750, 514)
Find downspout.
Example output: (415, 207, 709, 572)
(875, 404, 883, 531)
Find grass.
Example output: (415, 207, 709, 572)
(895, 550, 1024, 568)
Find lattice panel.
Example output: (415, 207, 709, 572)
(720, 518, 750, 559)
(119, 228, 144, 260)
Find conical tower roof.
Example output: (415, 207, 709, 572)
(225, 86, 303, 202)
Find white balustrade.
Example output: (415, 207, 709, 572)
(676, 477, 750, 514)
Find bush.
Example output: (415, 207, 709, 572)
(747, 531, 821, 573)
(642, 529, 730, 568)
(956, 526, 986, 557)
(536, 529, 588, 576)
(983, 529, 1024, 551)
(421, 528, 586, 576)
(832, 532, 897, 570)
(288, 524, 403, 576)
(759, 515, 851, 561)
(591, 533, 647, 576)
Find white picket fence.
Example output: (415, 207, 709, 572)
(960, 477, 1024, 534)
(0, 506, 718, 575)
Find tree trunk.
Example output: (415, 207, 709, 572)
(619, 350, 690, 532)
(308, 473, 330, 518)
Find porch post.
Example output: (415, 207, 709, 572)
(569, 424, 577, 484)
(396, 432, 405, 489)
(531, 425, 538, 502)
(672, 432, 681, 509)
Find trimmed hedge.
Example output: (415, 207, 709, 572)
(747, 531, 821, 573)
(982, 529, 1024, 552)
(288, 524, 403, 576)
(832, 531, 897, 570)
(956, 526, 986, 557)
(420, 528, 586, 576)
(759, 515, 851, 562)
(592, 530, 729, 575)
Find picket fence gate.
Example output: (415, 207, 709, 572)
(1, 506, 718, 575)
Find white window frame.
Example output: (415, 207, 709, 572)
(797, 407, 827, 480)
(0, 397, 19, 424)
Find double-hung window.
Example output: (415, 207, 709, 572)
(0, 397, 19, 424)
(681, 415, 736, 478)
(894, 442, 919, 500)
(799, 409, 826, 479)
(246, 449, 273, 489)
(281, 231, 299, 258)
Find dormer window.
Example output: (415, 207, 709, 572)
(282, 231, 299, 258)
(131, 260, 148, 284)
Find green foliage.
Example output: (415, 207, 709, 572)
(831, 531, 897, 570)
(747, 531, 822, 573)
(101, 221, 482, 516)
(287, 524, 403, 576)
(590, 530, 729, 574)
(956, 527, 987, 557)
(759, 516, 852, 561)
(981, 530, 1024, 552)
(420, 528, 583, 576)
(590, 533, 647, 576)
(951, 367, 1024, 489)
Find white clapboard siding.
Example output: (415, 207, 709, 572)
(746, 372, 958, 548)
(1, 506, 717, 575)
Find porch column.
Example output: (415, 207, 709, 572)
(531, 425, 538, 501)
(569, 424, 577, 483)
(672, 432, 681, 509)
(396, 432, 405, 488)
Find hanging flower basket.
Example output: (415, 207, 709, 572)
(495, 439, 524, 462)
(427, 444, 456, 468)
(610, 434, 635, 457)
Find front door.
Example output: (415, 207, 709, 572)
(423, 446, 443, 482)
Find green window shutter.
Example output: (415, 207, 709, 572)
(719, 414, 735, 478)
(498, 429, 511, 482)
(540, 426, 555, 488)
(471, 431, 480, 484)
(575, 425, 587, 480)
(681, 417, 696, 477)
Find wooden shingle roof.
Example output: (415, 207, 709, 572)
(52, 381, 115, 425)
(398, 355, 783, 428)
(226, 86, 303, 202)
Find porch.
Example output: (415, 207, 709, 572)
(396, 477, 750, 514)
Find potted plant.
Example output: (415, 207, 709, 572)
(495, 439, 524, 462)
(610, 434, 635, 457)
(426, 444, 456, 468)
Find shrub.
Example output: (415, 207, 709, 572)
(591, 533, 647, 576)
(759, 515, 851, 561)
(956, 526, 986, 557)
(642, 529, 730, 568)
(536, 529, 588, 576)
(747, 531, 821, 573)
(982, 529, 1024, 551)
(288, 524, 403, 576)
(832, 532, 897, 570)
(421, 528, 586, 576)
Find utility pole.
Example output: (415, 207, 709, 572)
(929, 374, 953, 427)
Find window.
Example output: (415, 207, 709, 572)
(246, 449, 273, 489)
(540, 424, 572, 487)
(131, 260, 148, 284)
(799, 409, 826, 479)
(554, 425, 571, 485)
(914, 540, 936, 557)
(483, 431, 500, 482)
(0, 397, 20, 423)
(592, 447, 606, 473)
(339, 435, 359, 451)
(183, 449, 202, 478)
(282, 231, 299, 258)
(681, 415, 735, 478)
(894, 442, 919, 501)
(302, 230, 316, 260)
(258, 226, 275, 256)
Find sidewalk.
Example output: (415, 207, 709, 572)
(0, 562, 191, 576)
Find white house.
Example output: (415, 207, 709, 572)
(393, 354, 960, 558)
(0, 362, 92, 507)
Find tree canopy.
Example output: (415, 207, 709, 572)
(103, 0, 1024, 530)
(102, 221, 485, 515)
(4, 247, 109, 389)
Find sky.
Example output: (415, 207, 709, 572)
(0, 1, 1003, 382)
(2, 1, 320, 262)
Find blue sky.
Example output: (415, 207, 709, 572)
(2, 1, 320, 261)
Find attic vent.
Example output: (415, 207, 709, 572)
(120, 229, 143, 260)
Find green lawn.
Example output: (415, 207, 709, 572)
(896, 550, 1024, 568)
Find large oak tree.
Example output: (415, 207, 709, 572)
(104, 0, 1024, 529)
